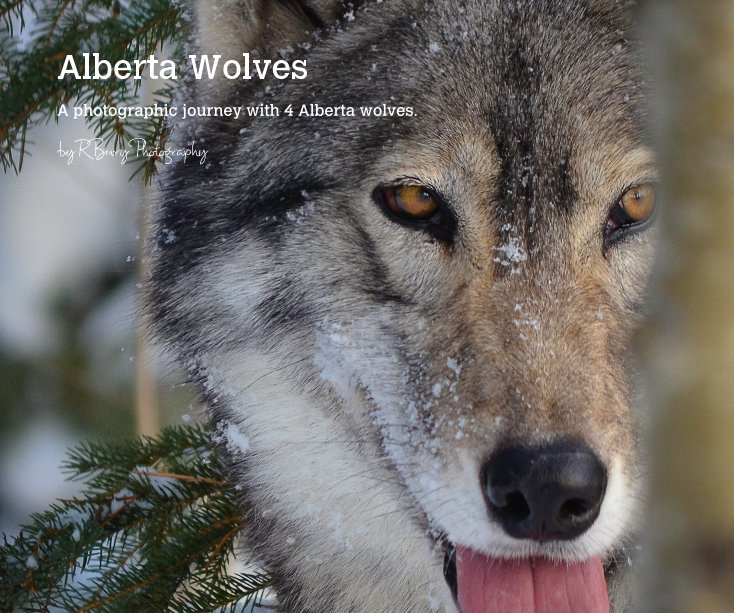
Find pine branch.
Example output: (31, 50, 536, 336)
(0, 0, 187, 181)
(0, 423, 273, 612)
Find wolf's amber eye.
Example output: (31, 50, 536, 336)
(374, 183, 456, 245)
(385, 185, 439, 219)
(608, 183, 656, 231)
(621, 184, 656, 222)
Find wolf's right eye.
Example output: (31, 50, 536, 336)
(385, 186, 439, 219)
(374, 184, 456, 244)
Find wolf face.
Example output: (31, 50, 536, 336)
(149, 1, 656, 611)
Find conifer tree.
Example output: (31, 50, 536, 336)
(0, 424, 272, 611)
(0, 0, 185, 180)
(0, 6, 273, 608)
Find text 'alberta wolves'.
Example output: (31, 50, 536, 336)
(57, 53, 307, 81)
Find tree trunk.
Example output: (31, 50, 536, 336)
(639, 2, 734, 611)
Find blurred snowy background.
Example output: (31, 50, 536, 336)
(0, 117, 194, 537)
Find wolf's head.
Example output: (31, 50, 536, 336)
(150, 1, 656, 611)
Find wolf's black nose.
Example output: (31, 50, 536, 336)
(482, 441, 607, 541)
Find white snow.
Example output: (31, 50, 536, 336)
(493, 236, 527, 266)
(131, 466, 186, 498)
(218, 421, 250, 457)
(446, 357, 462, 376)
(109, 487, 135, 515)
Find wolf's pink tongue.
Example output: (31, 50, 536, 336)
(455, 546, 609, 613)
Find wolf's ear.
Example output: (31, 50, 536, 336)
(194, 0, 347, 60)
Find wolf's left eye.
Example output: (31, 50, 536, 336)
(607, 184, 656, 231)
(605, 183, 656, 249)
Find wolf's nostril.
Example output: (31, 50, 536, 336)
(496, 491, 531, 523)
(482, 440, 607, 542)
(559, 497, 593, 523)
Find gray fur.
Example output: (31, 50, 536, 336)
(148, 1, 654, 611)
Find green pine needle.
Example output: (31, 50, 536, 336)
(0, 423, 273, 612)
(0, 0, 187, 182)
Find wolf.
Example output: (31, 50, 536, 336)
(148, 1, 657, 611)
